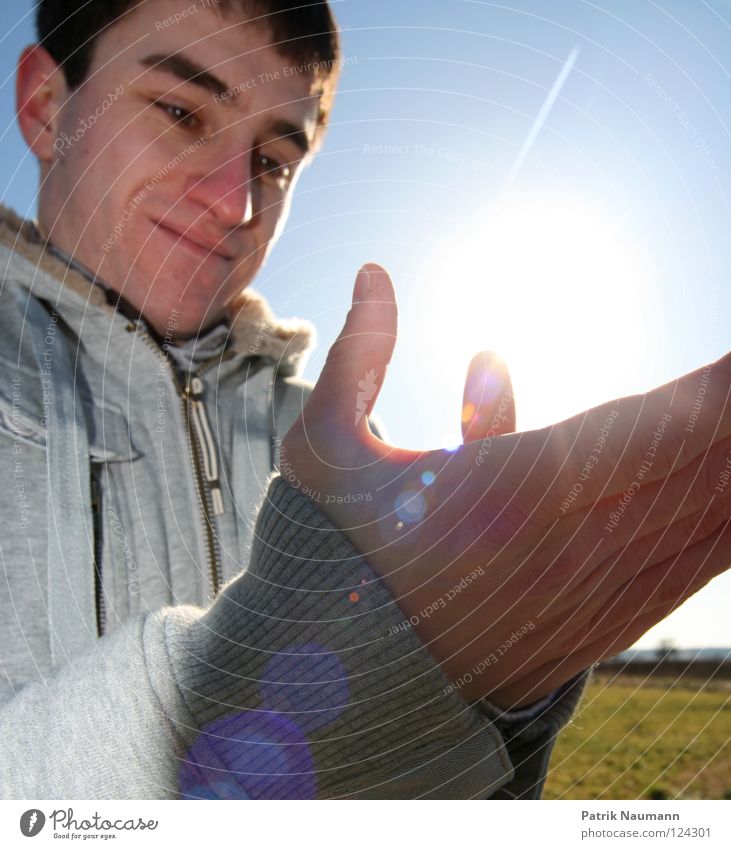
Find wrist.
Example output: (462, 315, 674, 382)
(480, 690, 558, 723)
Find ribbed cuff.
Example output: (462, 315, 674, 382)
(479, 690, 559, 724)
(164, 475, 515, 799)
(475, 670, 591, 744)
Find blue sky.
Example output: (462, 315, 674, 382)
(1, 0, 730, 648)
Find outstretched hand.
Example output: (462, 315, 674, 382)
(280, 264, 731, 708)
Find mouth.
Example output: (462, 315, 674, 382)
(152, 219, 234, 262)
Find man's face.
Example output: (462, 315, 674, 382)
(35, 0, 321, 338)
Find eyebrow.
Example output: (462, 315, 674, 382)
(139, 52, 313, 157)
(266, 119, 312, 158)
(140, 52, 230, 99)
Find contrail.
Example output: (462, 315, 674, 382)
(503, 45, 580, 191)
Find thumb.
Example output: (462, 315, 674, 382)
(461, 351, 516, 442)
(306, 263, 398, 437)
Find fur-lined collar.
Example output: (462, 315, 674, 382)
(0, 203, 315, 375)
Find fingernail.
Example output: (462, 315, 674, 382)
(353, 265, 371, 303)
(354, 263, 391, 305)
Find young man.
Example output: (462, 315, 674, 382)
(0, 0, 728, 799)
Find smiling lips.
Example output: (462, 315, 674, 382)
(153, 218, 234, 261)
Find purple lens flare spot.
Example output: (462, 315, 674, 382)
(180, 710, 316, 800)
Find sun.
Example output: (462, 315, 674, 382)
(427, 194, 655, 434)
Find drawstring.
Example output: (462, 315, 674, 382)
(18, 290, 97, 666)
(232, 362, 281, 561)
(270, 368, 283, 472)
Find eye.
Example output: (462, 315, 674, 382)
(254, 153, 293, 191)
(155, 100, 201, 130)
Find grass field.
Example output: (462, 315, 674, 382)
(544, 672, 731, 799)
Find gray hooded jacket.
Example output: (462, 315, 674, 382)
(0, 205, 586, 799)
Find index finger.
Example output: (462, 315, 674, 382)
(526, 352, 731, 517)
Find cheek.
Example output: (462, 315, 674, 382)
(81, 109, 163, 198)
(57, 130, 135, 231)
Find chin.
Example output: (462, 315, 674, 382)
(124, 277, 224, 335)
(141, 302, 221, 339)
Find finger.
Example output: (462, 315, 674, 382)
(528, 352, 731, 517)
(530, 547, 727, 700)
(556, 511, 730, 664)
(549, 501, 728, 646)
(490, 551, 725, 706)
(488, 515, 731, 705)
(597, 433, 731, 544)
(607, 512, 730, 615)
(489, 605, 665, 707)
(303, 263, 398, 437)
(533, 434, 731, 585)
(577, 576, 723, 669)
(570, 501, 730, 610)
(461, 351, 515, 442)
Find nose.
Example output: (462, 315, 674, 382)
(185, 147, 255, 228)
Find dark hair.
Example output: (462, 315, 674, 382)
(35, 0, 341, 148)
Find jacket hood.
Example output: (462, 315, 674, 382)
(0, 203, 316, 376)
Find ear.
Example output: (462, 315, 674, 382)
(16, 44, 68, 166)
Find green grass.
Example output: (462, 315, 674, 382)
(544, 675, 731, 799)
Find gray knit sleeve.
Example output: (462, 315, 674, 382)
(161, 475, 516, 799)
(0, 475, 586, 799)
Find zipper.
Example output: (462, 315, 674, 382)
(185, 376, 225, 517)
(132, 322, 235, 599)
(182, 374, 225, 596)
(90, 465, 106, 637)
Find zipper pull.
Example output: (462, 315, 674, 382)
(187, 375, 225, 516)
(186, 375, 204, 401)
